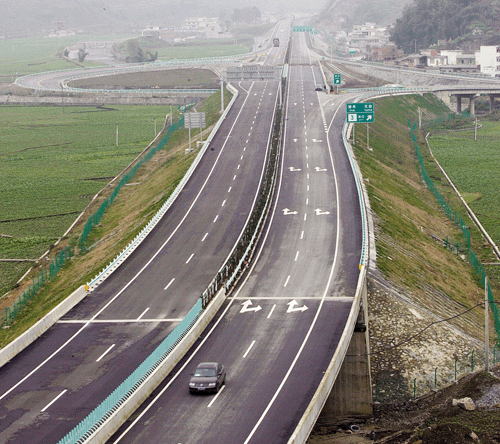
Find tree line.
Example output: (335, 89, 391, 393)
(390, 0, 500, 53)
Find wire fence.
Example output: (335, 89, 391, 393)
(409, 121, 500, 343)
(80, 107, 193, 252)
(374, 346, 500, 403)
(2, 247, 72, 327)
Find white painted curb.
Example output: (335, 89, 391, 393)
(0, 286, 87, 368)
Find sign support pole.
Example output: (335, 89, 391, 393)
(367, 123, 369, 150)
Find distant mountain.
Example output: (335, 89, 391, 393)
(312, 0, 413, 31)
(390, 0, 500, 53)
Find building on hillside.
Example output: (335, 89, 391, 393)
(141, 26, 161, 37)
(345, 23, 390, 58)
(477, 46, 500, 76)
(182, 17, 227, 39)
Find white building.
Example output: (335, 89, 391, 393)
(477, 46, 500, 76)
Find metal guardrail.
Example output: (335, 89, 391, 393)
(328, 55, 500, 84)
(14, 53, 255, 93)
(342, 120, 369, 268)
(87, 84, 240, 289)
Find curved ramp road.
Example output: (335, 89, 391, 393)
(108, 29, 363, 444)
(0, 77, 282, 443)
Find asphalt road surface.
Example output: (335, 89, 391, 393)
(107, 28, 362, 444)
(0, 72, 281, 443)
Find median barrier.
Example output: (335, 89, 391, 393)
(0, 286, 87, 368)
(59, 288, 227, 444)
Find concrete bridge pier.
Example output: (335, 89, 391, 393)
(489, 94, 500, 112)
(318, 281, 373, 424)
(455, 94, 477, 115)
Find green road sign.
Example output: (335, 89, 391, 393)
(293, 26, 313, 32)
(347, 102, 374, 123)
(334, 74, 341, 85)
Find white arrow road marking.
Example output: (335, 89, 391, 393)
(312, 139, 323, 143)
(293, 138, 298, 142)
(282, 208, 298, 215)
(286, 300, 308, 313)
(315, 167, 327, 172)
(315, 209, 331, 216)
(289, 167, 302, 171)
(240, 300, 262, 313)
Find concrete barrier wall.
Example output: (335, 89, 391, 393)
(0, 286, 87, 368)
(287, 266, 366, 444)
(86, 289, 227, 444)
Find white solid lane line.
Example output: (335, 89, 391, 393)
(96, 344, 116, 362)
(41, 389, 67, 412)
(243, 340, 256, 358)
(137, 308, 150, 320)
(164, 278, 175, 291)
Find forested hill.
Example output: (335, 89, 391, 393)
(312, 0, 412, 30)
(391, 0, 500, 53)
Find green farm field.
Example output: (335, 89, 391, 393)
(427, 121, 500, 249)
(0, 104, 174, 295)
(0, 34, 133, 79)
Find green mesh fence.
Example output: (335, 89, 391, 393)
(3, 247, 72, 327)
(80, 114, 186, 252)
(409, 122, 500, 344)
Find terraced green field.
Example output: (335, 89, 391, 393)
(428, 121, 500, 247)
(0, 104, 173, 294)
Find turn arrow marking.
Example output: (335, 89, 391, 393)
(240, 300, 262, 313)
(315, 208, 330, 216)
(315, 167, 327, 172)
(286, 300, 308, 313)
(289, 167, 302, 171)
(283, 208, 298, 215)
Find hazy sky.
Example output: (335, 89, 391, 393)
(0, 0, 329, 35)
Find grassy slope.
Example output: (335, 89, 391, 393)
(353, 93, 497, 340)
(0, 89, 231, 347)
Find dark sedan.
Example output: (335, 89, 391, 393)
(189, 362, 226, 394)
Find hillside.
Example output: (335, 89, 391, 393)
(312, 0, 412, 30)
(391, 0, 500, 53)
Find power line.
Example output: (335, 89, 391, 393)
(348, 301, 500, 357)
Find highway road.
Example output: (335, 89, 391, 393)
(0, 66, 284, 444)
(107, 29, 362, 444)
